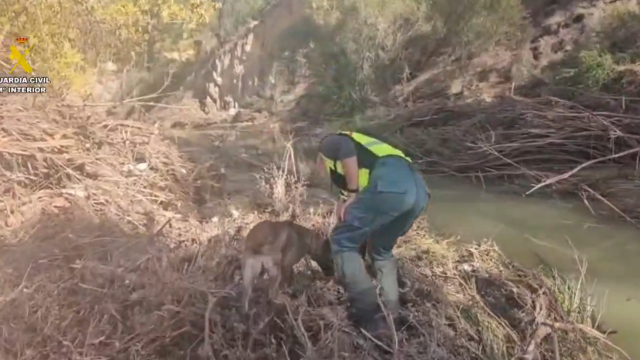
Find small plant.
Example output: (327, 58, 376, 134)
(576, 49, 618, 90)
(257, 143, 307, 218)
(554, 4, 640, 92)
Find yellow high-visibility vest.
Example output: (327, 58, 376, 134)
(320, 131, 411, 198)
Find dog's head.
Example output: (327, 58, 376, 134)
(309, 234, 335, 277)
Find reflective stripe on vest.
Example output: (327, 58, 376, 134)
(321, 131, 411, 197)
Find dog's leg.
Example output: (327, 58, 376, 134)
(264, 258, 281, 301)
(282, 266, 294, 287)
(241, 256, 261, 313)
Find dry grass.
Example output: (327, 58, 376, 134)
(0, 212, 622, 360)
(0, 96, 621, 359)
(0, 97, 200, 239)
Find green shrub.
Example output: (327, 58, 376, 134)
(216, 0, 275, 41)
(0, 0, 219, 94)
(307, 0, 526, 115)
(554, 3, 640, 92)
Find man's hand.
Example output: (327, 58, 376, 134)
(316, 153, 327, 177)
(336, 195, 356, 222)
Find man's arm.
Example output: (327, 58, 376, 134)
(318, 134, 358, 198)
(316, 153, 326, 177)
(342, 156, 359, 198)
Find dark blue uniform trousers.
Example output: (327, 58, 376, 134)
(330, 156, 429, 322)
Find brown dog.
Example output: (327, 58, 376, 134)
(241, 220, 333, 313)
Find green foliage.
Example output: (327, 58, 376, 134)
(555, 3, 640, 92)
(0, 0, 220, 94)
(217, 0, 275, 41)
(307, 0, 526, 116)
(598, 3, 640, 62)
(97, 0, 219, 61)
(560, 49, 617, 90)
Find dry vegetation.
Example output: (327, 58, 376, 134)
(394, 92, 640, 224)
(297, 0, 526, 116)
(299, 0, 640, 225)
(387, 3, 640, 226)
(0, 0, 637, 359)
(0, 0, 225, 95)
(0, 95, 623, 359)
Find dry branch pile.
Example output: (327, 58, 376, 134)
(0, 97, 202, 242)
(0, 207, 623, 360)
(0, 96, 621, 360)
(397, 93, 640, 224)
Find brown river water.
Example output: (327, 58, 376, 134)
(425, 176, 640, 360)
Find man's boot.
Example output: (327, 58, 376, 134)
(373, 257, 401, 316)
(334, 252, 389, 336)
(347, 287, 390, 336)
(397, 267, 410, 293)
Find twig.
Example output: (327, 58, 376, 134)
(0, 263, 33, 306)
(376, 288, 399, 355)
(200, 295, 215, 359)
(526, 147, 640, 195)
(581, 185, 636, 225)
(281, 297, 315, 357)
(343, 329, 385, 360)
(152, 219, 171, 238)
(358, 328, 393, 354)
(542, 321, 631, 359)
(551, 331, 560, 360)
(281, 341, 292, 360)
(521, 324, 552, 360)
(524, 235, 577, 257)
